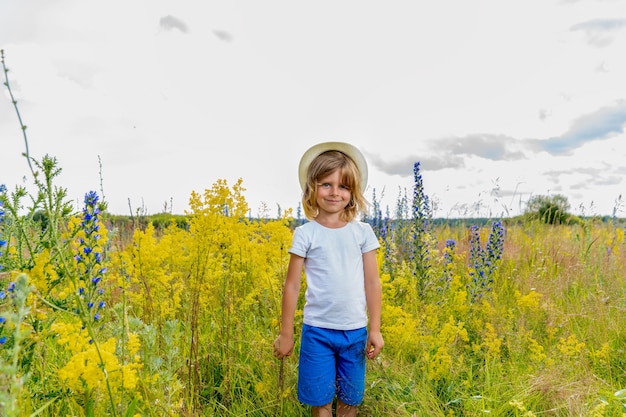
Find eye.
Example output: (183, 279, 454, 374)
(318, 183, 331, 188)
(340, 185, 350, 190)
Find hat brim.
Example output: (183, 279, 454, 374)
(298, 142, 368, 192)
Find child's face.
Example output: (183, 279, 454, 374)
(315, 169, 352, 216)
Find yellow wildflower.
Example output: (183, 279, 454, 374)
(557, 334, 586, 358)
(515, 289, 542, 309)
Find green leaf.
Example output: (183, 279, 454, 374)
(123, 398, 138, 417)
(29, 397, 58, 416)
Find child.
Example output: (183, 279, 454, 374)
(273, 142, 384, 417)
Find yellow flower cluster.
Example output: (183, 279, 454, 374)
(523, 330, 548, 365)
(515, 289, 543, 310)
(27, 250, 57, 294)
(473, 322, 502, 359)
(52, 321, 142, 401)
(381, 304, 419, 355)
(589, 342, 611, 365)
(425, 316, 469, 381)
(556, 334, 586, 358)
(448, 275, 470, 317)
(25, 249, 72, 321)
(112, 222, 187, 323)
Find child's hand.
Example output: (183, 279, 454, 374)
(273, 334, 294, 360)
(366, 331, 384, 359)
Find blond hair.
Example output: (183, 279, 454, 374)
(301, 150, 368, 222)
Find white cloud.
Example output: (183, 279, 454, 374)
(571, 18, 626, 47)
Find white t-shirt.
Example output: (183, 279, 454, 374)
(289, 220, 380, 330)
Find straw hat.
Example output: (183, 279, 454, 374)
(298, 141, 368, 192)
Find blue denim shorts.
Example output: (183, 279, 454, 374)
(297, 324, 368, 406)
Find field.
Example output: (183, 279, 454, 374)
(1, 159, 625, 416)
(1, 50, 625, 417)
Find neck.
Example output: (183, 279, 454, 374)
(315, 212, 347, 228)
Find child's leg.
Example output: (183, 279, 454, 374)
(336, 328, 367, 408)
(298, 326, 337, 407)
(312, 402, 333, 417)
(336, 399, 357, 417)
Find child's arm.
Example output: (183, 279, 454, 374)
(273, 253, 304, 359)
(363, 249, 384, 359)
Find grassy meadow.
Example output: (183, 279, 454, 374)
(1, 50, 625, 416)
(1, 159, 625, 416)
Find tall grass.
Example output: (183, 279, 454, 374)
(2, 49, 625, 416)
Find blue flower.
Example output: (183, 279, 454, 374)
(75, 191, 109, 330)
(0, 316, 6, 323)
(0, 194, 6, 267)
(0, 336, 6, 345)
(466, 221, 505, 304)
(84, 191, 99, 206)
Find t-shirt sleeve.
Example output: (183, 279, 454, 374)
(361, 223, 380, 253)
(288, 226, 309, 258)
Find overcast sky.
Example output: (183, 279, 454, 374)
(1, 0, 625, 218)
